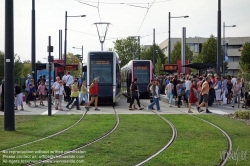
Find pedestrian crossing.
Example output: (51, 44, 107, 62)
(41, 110, 59, 115)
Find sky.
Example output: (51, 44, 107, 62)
(0, 0, 250, 63)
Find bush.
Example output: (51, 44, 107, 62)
(234, 110, 250, 119)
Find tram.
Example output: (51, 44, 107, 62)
(86, 51, 121, 104)
(121, 60, 153, 99)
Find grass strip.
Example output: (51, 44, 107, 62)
(0, 114, 115, 166)
(0, 115, 82, 150)
(195, 114, 250, 166)
(51, 114, 173, 166)
(145, 114, 226, 166)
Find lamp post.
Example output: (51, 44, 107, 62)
(223, 22, 236, 76)
(64, 11, 86, 65)
(72, 45, 83, 62)
(168, 12, 189, 64)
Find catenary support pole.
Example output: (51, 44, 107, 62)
(4, 0, 15, 131)
(32, 0, 36, 86)
(217, 0, 221, 77)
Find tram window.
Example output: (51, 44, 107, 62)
(90, 60, 112, 83)
(134, 66, 149, 83)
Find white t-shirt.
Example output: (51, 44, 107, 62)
(55, 85, 64, 95)
(155, 85, 159, 98)
(185, 80, 192, 91)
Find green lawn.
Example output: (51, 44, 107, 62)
(0, 114, 116, 166)
(49, 114, 172, 166)
(0, 114, 249, 166)
(0, 115, 83, 150)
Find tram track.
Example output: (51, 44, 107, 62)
(26, 106, 119, 166)
(1, 110, 88, 152)
(170, 104, 232, 166)
(135, 103, 178, 166)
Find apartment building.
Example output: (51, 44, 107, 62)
(159, 37, 250, 76)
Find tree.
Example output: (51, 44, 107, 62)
(66, 53, 81, 77)
(239, 42, 250, 76)
(14, 54, 23, 79)
(141, 44, 166, 64)
(200, 35, 217, 63)
(170, 41, 193, 64)
(155, 55, 163, 76)
(113, 38, 138, 67)
(21, 60, 32, 78)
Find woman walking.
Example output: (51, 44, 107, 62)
(165, 80, 174, 107)
(232, 78, 242, 108)
(86, 78, 100, 111)
(66, 80, 80, 110)
(79, 80, 88, 106)
(147, 79, 161, 111)
(214, 77, 222, 105)
(14, 83, 24, 110)
(188, 80, 200, 113)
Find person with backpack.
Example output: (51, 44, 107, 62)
(147, 79, 161, 111)
(176, 80, 187, 108)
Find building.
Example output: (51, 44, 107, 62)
(159, 37, 250, 76)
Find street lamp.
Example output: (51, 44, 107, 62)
(64, 11, 86, 65)
(168, 12, 189, 64)
(223, 22, 236, 76)
(72, 45, 83, 62)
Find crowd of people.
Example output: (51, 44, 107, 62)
(0, 71, 100, 112)
(150, 73, 250, 113)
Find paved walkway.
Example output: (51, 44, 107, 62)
(0, 95, 241, 116)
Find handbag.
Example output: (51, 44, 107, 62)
(32, 92, 37, 96)
(55, 94, 59, 99)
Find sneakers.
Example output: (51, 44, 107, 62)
(206, 109, 212, 113)
(152, 107, 155, 110)
(196, 107, 200, 113)
(85, 106, 89, 111)
(95, 108, 100, 111)
(66, 106, 70, 110)
(169, 104, 172, 107)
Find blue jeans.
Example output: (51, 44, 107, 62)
(66, 97, 79, 109)
(79, 93, 88, 104)
(167, 93, 173, 104)
(148, 96, 160, 111)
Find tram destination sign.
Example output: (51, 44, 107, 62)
(163, 64, 178, 71)
(65, 64, 78, 71)
(91, 61, 110, 64)
(134, 66, 148, 70)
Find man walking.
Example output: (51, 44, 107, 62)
(147, 79, 161, 111)
(198, 77, 212, 113)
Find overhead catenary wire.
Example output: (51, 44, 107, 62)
(135, 0, 157, 35)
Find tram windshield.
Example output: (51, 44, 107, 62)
(89, 53, 113, 84)
(133, 65, 149, 84)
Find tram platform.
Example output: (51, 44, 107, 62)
(0, 95, 237, 116)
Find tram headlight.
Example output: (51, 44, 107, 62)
(113, 87, 116, 92)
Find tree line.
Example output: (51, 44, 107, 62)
(112, 34, 250, 76)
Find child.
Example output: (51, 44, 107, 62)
(38, 80, 45, 106)
(54, 80, 66, 110)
